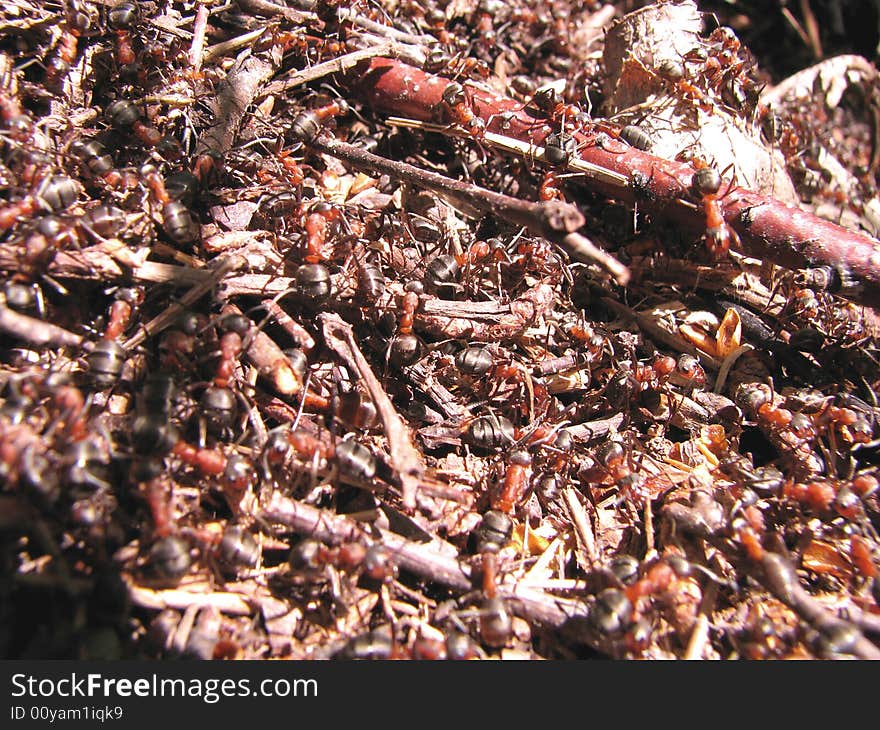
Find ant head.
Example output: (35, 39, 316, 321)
(692, 166, 722, 196)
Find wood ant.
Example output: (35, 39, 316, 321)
(470, 510, 514, 647)
(528, 86, 585, 131)
(143, 167, 199, 246)
(439, 82, 485, 139)
(289, 537, 398, 584)
(289, 99, 349, 144)
(493, 448, 532, 514)
(85, 287, 143, 390)
(261, 426, 378, 487)
(691, 162, 739, 258)
(107, 1, 139, 68)
(301, 200, 345, 264)
(44, 1, 97, 90)
(69, 138, 139, 191)
(538, 132, 577, 201)
(0, 175, 80, 232)
(580, 439, 648, 506)
(105, 99, 163, 147)
(655, 58, 713, 113)
(388, 281, 423, 367)
(0, 90, 33, 143)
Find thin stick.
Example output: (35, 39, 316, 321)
(203, 27, 267, 65)
(563, 487, 598, 567)
(755, 548, 880, 660)
(307, 132, 629, 284)
(260, 46, 397, 97)
(221, 303, 302, 396)
(259, 299, 316, 352)
(234, 0, 315, 24)
(261, 493, 591, 631)
(188, 1, 209, 71)
(684, 582, 716, 660)
(122, 256, 245, 351)
(319, 312, 425, 510)
(0, 301, 84, 349)
(338, 9, 435, 45)
(196, 55, 277, 157)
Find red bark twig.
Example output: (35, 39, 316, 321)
(344, 58, 880, 309)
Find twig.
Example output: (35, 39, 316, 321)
(234, 0, 315, 25)
(188, 1, 209, 72)
(338, 9, 435, 45)
(221, 303, 302, 396)
(260, 46, 398, 98)
(563, 487, 598, 567)
(122, 256, 246, 351)
(261, 493, 592, 632)
(259, 299, 316, 352)
(196, 55, 277, 157)
(203, 29, 268, 65)
(306, 132, 630, 284)
(346, 57, 880, 308)
(754, 548, 880, 660)
(798, 0, 823, 59)
(684, 582, 716, 660)
(0, 301, 85, 349)
(129, 584, 254, 616)
(319, 312, 425, 510)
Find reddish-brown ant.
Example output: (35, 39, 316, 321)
(656, 58, 713, 113)
(389, 282, 423, 367)
(144, 168, 199, 246)
(471, 510, 514, 647)
(69, 138, 139, 191)
(691, 162, 739, 258)
(439, 83, 485, 139)
(289, 538, 398, 584)
(86, 287, 143, 390)
(301, 201, 344, 264)
(289, 99, 349, 144)
(493, 449, 532, 514)
(107, 1, 139, 67)
(44, 2, 97, 90)
(0, 175, 80, 232)
(105, 100, 163, 147)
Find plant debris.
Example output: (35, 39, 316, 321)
(2, 0, 880, 660)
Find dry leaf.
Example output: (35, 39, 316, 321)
(715, 307, 743, 359)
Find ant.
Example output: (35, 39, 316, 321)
(69, 138, 140, 191)
(0, 89, 34, 145)
(580, 439, 649, 507)
(493, 449, 532, 514)
(107, 1, 139, 68)
(423, 46, 490, 81)
(471, 509, 515, 648)
(452, 345, 535, 417)
(655, 59, 713, 113)
(388, 281, 423, 367)
(0, 175, 80, 233)
(44, 1, 97, 90)
(528, 86, 586, 131)
(300, 200, 345, 264)
(262, 426, 378, 488)
(289, 537, 398, 584)
(105, 100, 163, 148)
(289, 99, 350, 144)
(86, 286, 143, 390)
(439, 83, 485, 139)
(691, 162, 739, 258)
